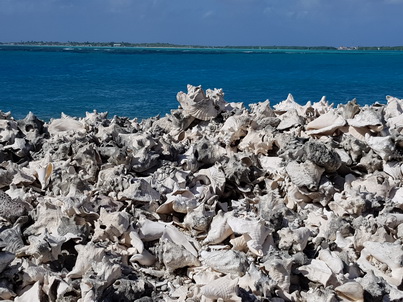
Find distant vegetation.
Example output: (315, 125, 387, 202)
(1, 41, 403, 50)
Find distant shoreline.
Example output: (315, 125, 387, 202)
(1, 41, 403, 51)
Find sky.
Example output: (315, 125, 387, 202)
(1, 0, 403, 46)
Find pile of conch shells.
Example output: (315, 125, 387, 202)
(2, 84, 403, 301)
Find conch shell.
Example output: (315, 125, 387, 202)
(176, 84, 226, 120)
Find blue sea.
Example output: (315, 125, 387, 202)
(1, 45, 403, 121)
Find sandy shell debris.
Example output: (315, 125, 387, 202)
(1, 86, 403, 301)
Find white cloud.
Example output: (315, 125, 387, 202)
(202, 10, 215, 19)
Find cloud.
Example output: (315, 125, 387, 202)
(202, 10, 215, 19)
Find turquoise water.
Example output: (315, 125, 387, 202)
(1, 45, 403, 120)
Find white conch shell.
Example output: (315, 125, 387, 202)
(67, 243, 105, 279)
(357, 241, 403, 287)
(230, 234, 249, 252)
(306, 110, 346, 135)
(182, 203, 213, 232)
(159, 237, 200, 273)
(278, 227, 311, 252)
(47, 114, 86, 135)
(227, 216, 271, 256)
(249, 99, 276, 118)
(365, 134, 395, 161)
(335, 282, 364, 302)
(157, 188, 198, 214)
(387, 114, 403, 132)
(201, 250, 248, 275)
(273, 93, 305, 114)
(219, 114, 250, 146)
(130, 249, 156, 266)
(385, 95, 403, 119)
(259, 156, 283, 176)
(318, 249, 344, 275)
(383, 161, 403, 180)
(203, 210, 233, 245)
(347, 106, 383, 131)
(285, 160, 324, 191)
(277, 108, 304, 130)
(349, 172, 392, 199)
(176, 84, 226, 120)
(138, 217, 198, 257)
(263, 257, 293, 293)
(138, 218, 168, 241)
(93, 208, 131, 241)
(311, 95, 334, 115)
(162, 225, 198, 257)
(298, 259, 335, 287)
(200, 275, 241, 302)
(238, 128, 275, 155)
(194, 164, 226, 195)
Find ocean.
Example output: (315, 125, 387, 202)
(1, 45, 403, 121)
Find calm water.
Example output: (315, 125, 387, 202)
(1, 45, 403, 120)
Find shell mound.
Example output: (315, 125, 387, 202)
(1, 88, 403, 301)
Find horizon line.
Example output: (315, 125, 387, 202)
(2, 41, 403, 49)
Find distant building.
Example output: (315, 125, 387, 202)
(337, 46, 358, 50)
(113, 43, 122, 47)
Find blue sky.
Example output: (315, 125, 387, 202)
(1, 0, 403, 46)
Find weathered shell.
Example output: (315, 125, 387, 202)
(278, 227, 311, 252)
(297, 259, 335, 287)
(203, 210, 233, 245)
(311, 95, 334, 115)
(201, 249, 248, 276)
(182, 203, 213, 232)
(285, 160, 325, 191)
(304, 141, 342, 173)
(159, 237, 200, 273)
(365, 134, 396, 161)
(156, 188, 198, 214)
(249, 99, 276, 118)
(227, 215, 271, 256)
(0, 119, 19, 143)
(306, 110, 346, 135)
(337, 98, 360, 119)
(93, 207, 131, 241)
(335, 282, 364, 302)
(219, 113, 250, 146)
(277, 108, 305, 130)
(67, 242, 105, 279)
(0, 224, 25, 253)
(347, 106, 384, 131)
(357, 241, 403, 287)
(0, 190, 28, 222)
(273, 93, 305, 114)
(200, 275, 241, 301)
(263, 257, 293, 293)
(318, 249, 344, 275)
(176, 84, 226, 120)
(193, 164, 226, 195)
(47, 114, 86, 135)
